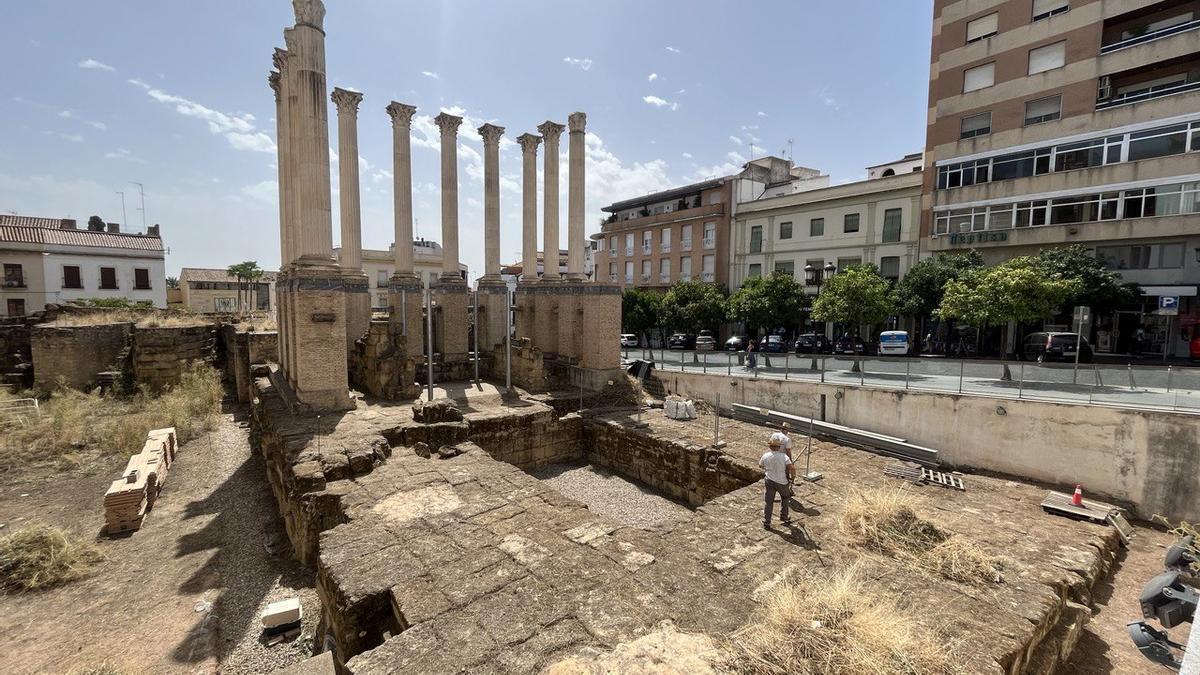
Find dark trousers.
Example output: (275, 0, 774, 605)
(764, 479, 791, 525)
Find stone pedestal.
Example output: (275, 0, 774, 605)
(388, 275, 424, 358)
(432, 279, 470, 363)
(530, 282, 560, 358)
(342, 271, 370, 350)
(282, 264, 353, 411)
(476, 279, 509, 355)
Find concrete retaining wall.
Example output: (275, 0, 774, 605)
(651, 370, 1200, 523)
(31, 323, 132, 392)
(132, 325, 216, 391)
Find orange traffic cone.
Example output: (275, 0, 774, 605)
(1072, 484, 1083, 506)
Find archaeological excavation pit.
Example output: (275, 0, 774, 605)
(249, 373, 1121, 673)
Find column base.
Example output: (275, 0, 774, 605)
(342, 271, 370, 351)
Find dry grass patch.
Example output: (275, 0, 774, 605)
(48, 310, 210, 328)
(0, 524, 103, 593)
(839, 488, 1003, 585)
(0, 362, 222, 471)
(725, 565, 957, 674)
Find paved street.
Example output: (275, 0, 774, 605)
(625, 348, 1200, 412)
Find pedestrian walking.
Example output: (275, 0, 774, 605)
(759, 433, 795, 528)
(746, 339, 758, 370)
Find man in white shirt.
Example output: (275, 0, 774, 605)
(759, 434, 795, 528)
(778, 423, 794, 460)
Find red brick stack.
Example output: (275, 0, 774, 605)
(103, 427, 178, 534)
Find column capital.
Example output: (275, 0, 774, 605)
(478, 123, 505, 147)
(434, 112, 463, 136)
(567, 112, 587, 133)
(537, 121, 565, 144)
(385, 101, 417, 127)
(272, 48, 289, 73)
(517, 133, 542, 154)
(292, 0, 325, 30)
(268, 71, 282, 101)
(331, 87, 363, 113)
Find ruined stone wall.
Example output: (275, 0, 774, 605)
(584, 418, 757, 506)
(467, 406, 583, 470)
(492, 338, 547, 393)
(349, 320, 421, 400)
(31, 323, 132, 392)
(132, 325, 216, 392)
(0, 319, 33, 389)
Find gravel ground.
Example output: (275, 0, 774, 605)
(529, 462, 692, 529)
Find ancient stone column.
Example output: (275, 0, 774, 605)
(478, 123, 505, 281)
(268, 68, 288, 266)
(517, 133, 541, 281)
(434, 112, 463, 281)
(332, 87, 369, 349)
(385, 102, 417, 277)
(537, 121, 565, 281)
(289, 0, 335, 263)
(566, 112, 586, 281)
(274, 47, 296, 269)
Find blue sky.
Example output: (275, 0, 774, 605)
(1, 1, 933, 278)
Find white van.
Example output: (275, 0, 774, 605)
(878, 330, 909, 356)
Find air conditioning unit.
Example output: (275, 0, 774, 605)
(1097, 76, 1112, 100)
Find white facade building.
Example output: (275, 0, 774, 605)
(0, 215, 166, 316)
(336, 239, 469, 309)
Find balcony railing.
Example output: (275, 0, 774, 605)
(680, 273, 691, 282)
(641, 273, 651, 282)
(659, 273, 670, 284)
(642, 245, 652, 255)
(661, 242, 671, 253)
(701, 271, 715, 282)
(609, 273, 618, 282)
(1097, 79, 1200, 110)
(703, 236, 716, 249)
(625, 246, 633, 256)
(608, 248, 616, 257)
(624, 274, 633, 283)
(600, 202, 725, 231)
(1101, 18, 1200, 54)
(681, 238, 692, 251)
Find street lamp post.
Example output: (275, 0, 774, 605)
(803, 262, 836, 337)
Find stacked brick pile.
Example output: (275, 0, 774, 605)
(103, 427, 178, 534)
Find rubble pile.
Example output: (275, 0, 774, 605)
(103, 427, 178, 534)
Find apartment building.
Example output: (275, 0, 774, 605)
(924, 0, 1200, 357)
(498, 245, 597, 282)
(0, 215, 166, 316)
(337, 239, 469, 309)
(594, 157, 826, 291)
(178, 268, 277, 313)
(732, 167, 923, 295)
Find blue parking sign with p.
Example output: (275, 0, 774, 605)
(1158, 296, 1179, 315)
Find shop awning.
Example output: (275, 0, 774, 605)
(1140, 285, 1197, 297)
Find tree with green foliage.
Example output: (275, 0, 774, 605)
(86, 215, 106, 232)
(226, 261, 264, 315)
(660, 280, 727, 333)
(727, 271, 807, 335)
(1032, 245, 1138, 314)
(165, 276, 180, 290)
(621, 288, 662, 345)
(812, 265, 893, 335)
(892, 250, 983, 319)
(938, 257, 1081, 379)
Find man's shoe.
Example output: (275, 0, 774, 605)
(781, 517, 793, 524)
(762, 522, 771, 530)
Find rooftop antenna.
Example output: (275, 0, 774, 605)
(116, 191, 127, 228)
(787, 138, 794, 161)
(130, 181, 146, 232)
(414, 216, 420, 240)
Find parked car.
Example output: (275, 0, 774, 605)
(794, 333, 831, 354)
(620, 334, 638, 348)
(834, 334, 867, 355)
(1020, 332, 1094, 363)
(695, 335, 716, 351)
(667, 333, 696, 350)
(724, 335, 750, 351)
(1192, 333, 1200, 362)
(877, 330, 910, 356)
(761, 334, 792, 353)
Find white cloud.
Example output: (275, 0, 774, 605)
(128, 78, 150, 90)
(562, 56, 593, 71)
(676, 88, 687, 94)
(104, 148, 146, 163)
(756, 111, 768, 117)
(585, 132, 673, 221)
(642, 95, 678, 111)
(58, 110, 74, 119)
(745, 133, 761, 144)
(817, 85, 841, 110)
(79, 58, 115, 72)
(740, 124, 759, 131)
(226, 131, 277, 154)
(241, 180, 278, 205)
(665, 46, 681, 54)
(728, 135, 742, 145)
(681, 152, 693, 159)
(647, 73, 658, 82)
(728, 151, 746, 164)
(421, 70, 439, 79)
(86, 120, 108, 131)
(131, 79, 275, 154)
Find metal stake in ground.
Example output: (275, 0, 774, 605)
(802, 397, 822, 482)
(472, 289, 480, 387)
(425, 275, 434, 401)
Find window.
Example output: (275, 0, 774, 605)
(681, 224, 693, 250)
(879, 256, 900, 282)
(960, 112, 992, 139)
(963, 63, 994, 92)
(810, 217, 824, 237)
(641, 231, 652, 254)
(837, 257, 862, 271)
(7, 299, 26, 317)
(63, 265, 82, 289)
(702, 254, 715, 281)
(134, 268, 151, 290)
(680, 256, 692, 279)
(703, 222, 717, 247)
(1032, 0, 1068, 22)
(1128, 124, 1189, 162)
(99, 267, 118, 290)
(1097, 243, 1185, 270)
(624, 261, 634, 282)
(749, 225, 763, 253)
(3, 264, 24, 288)
(608, 236, 616, 256)
(748, 264, 762, 278)
(774, 260, 794, 277)
(1028, 41, 1066, 75)
(966, 13, 998, 43)
(608, 262, 616, 280)
(625, 233, 634, 254)
(843, 213, 860, 233)
(661, 227, 672, 252)
(659, 258, 670, 282)
(708, 192, 722, 205)
(882, 208, 902, 242)
(1024, 95, 1061, 125)
(1054, 135, 1121, 171)
(779, 221, 793, 239)
(641, 259, 652, 280)
(376, 270, 388, 288)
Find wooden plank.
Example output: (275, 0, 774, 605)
(1040, 491, 1115, 523)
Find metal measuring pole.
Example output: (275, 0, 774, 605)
(472, 289, 480, 387)
(425, 277, 434, 401)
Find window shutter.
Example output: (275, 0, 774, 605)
(960, 112, 991, 135)
(1028, 41, 1065, 74)
(1025, 96, 1061, 119)
(1033, 0, 1068, 19)
(963, 63, 995, 92)
(966, 13, 998, 42)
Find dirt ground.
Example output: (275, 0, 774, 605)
(0, 403, 319, 675)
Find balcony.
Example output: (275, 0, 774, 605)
(624, 274, 634, 283)
(640, 273, 651, 282)
(1101, 2, 1200, 55)
(680, 273, 692, 282)
(625, 246, 633, 256)
(681, 238, 692, 252)
(660, 242, 671, 253)
(1097, 54, 1200, 110)
(659, 273, 670, 284)
(600, 202, 725, 233)
(641, 244, 652, 255)
(702, 236, 716, 250)
(701, 271, 715, 282)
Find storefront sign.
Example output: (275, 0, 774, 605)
(948, 231, 1008, 246)
(1158, 296, 1180, 316)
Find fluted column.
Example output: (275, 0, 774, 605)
(332, 87, 364, 271)
(517, 134, 541, 281)
(385, 102, 417, 277)
(434, 112, 463, 281)
(289, 0, 335, 262)
(274, 47, 297, 267)
(478, 123, 505, 280)
(537, 121, 565, 281)
(566, 112, 586, 281)
(268, 70, 287, 266)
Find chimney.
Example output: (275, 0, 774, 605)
(106, 222, 120, 233)
(147, 224, 160, 237)
(60, 219, 77, 230)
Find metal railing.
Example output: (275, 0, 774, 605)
(1097, 79, 1200, 110)
(1100, 18, 1200, 54)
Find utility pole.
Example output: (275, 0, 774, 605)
(130, 181, 147, 231)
